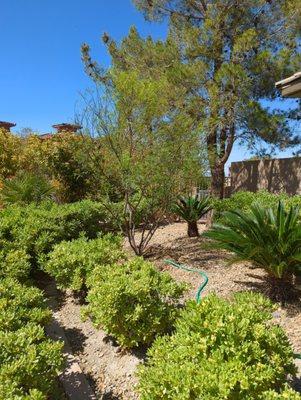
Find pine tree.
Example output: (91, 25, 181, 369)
(132, 0, 301, 197)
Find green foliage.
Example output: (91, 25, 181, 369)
(212, 191, 291, 222)
(0, 249, 31, 280)
(0, 128, 22, 181)
(45, 132, 103, 203)
(138, 292, 297, 399)
(261, 386, 301, 399)
(1, 172, 54, 206)
(173, 195, 212, 222)
(133, 0, 301, 197)
(0, 278, 64, 398)
(204, 201, 301, 280)
(81, 26, 204, 254)
(0, 324, 63, 399)
(45, 234, 124, 291)
(0, 200, 107, 268)
(0, 278, 51, 331)
(84, 257, 187, 348)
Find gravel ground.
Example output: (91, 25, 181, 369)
(50, 222, 301, 399)
(145, 222, 301, 354)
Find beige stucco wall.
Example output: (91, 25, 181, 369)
(230, 157, 301, 195)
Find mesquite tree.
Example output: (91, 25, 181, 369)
(133, 0, 301, 198)
(80, 33, 203, 255)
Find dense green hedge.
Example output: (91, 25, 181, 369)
(45, 234, 125, 291)
(0, 249, 31, 280)
(213, 191, 301, 222)
(138, 292, 299, 399)
(84, 258, 187, 348)
(0, 278, 64, 399)
(0, 200, 108, 269)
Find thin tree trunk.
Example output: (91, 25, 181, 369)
(187, 221, 199, 237)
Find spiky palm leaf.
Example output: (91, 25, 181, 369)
(173, 195, 212, 223)
(1, 173, 54, 205)
(204, 201, 301, 280)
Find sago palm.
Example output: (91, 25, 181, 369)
(173, 195, 212, 237)
(1, 173, 54, 205)
(203, 201, 301, 301)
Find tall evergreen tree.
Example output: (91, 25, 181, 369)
(132, 0, 301, 197)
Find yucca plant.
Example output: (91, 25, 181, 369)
(1, 172, 54, 205)
(173, 195, 212, 237)
(203, 201, 301, 301)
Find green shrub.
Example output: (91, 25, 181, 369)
(172, 195, 212, 237)
(1, 172, 54, 206)
(0, 200, 109, 268)
(0, 324, 63, 399)
(212, 191, 290, 222)
(84, 258, 187, 348)
(138, 292, 297, 399)
(0, 278, 64, 398)
(204, 201, 301, 301)
(0, 278, 51, 331)
(45, 234, 124, 291)
(0, 249, 31, 280)
(261, 386, 301, 399)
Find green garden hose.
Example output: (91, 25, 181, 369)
(164, 259, 301, 361)
(164, 259, 208, 304)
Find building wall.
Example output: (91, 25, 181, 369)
(230, 157, 301, 195)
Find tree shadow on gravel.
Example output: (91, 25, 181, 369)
(146, 236, 226, 268)
(102, 334, 147, 361)
(33, 270, 66, 312)
(102, 392, 120, 400)
(63, 327, 88, 353)
(235, 273, 301, 313)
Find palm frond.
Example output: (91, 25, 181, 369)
(1, 173, 54, 205)
(172, 195, 212, 222)
(203, 201, 301, 279)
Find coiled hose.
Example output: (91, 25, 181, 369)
(164, 259, 301, 360)
(164, 259, 208, 304)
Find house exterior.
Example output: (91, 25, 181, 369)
(275, 72, 301, 98)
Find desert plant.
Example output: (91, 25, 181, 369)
(261, 386, 301, 399)
(44, 234, 124, 291)
(0, 278, 63, 398)
(0, 200, 108, 268)
(0, 324, 63, 398)
(138, 292, 298, 399)
(173, 195, 212, 237)
(0, 278, 51, 331)
(84, 257, 187, 348)
(0, 249, 31, 280)
(212, 191, 290, 222)
(203, 201, 301, 301)
(1, 172, 54, 205)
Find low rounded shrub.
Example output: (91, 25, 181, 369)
(0, 278, 64, 398)
(0, 324, 63, 399)
(0, 278, 51, 331)
(262, 386, 301, 399)
(138, 292, 298, 399)
(0, 249, 31, 280)
(0, 200, 110, 269)
(44, 234, 124, 291)
(84, 258, 188, 348)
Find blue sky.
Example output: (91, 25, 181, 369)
(1, 1, 298, 173)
